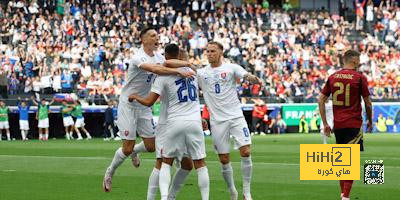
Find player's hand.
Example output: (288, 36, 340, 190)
(323, 125, 332, 137)
(177, 68, 196, 78)
(367, 121, 373, 133)
(128, 94, 138, 102)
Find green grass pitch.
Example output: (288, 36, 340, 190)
(0, 134, 399, 200)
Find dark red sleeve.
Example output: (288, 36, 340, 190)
(360, 74, 370, 97)
(321, 78, 331, 97)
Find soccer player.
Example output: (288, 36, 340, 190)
(129, 43, 209, 200)
(72, 100, 92, 140)
(0, 100, 10, 141)
(17, 97, 31, 140)
(319, 50, 373, 200)
(61, 100, 75, 140)
(197, 41, 261, 200)
(102, 27, 194, 193)
(31, 96, 55, 141)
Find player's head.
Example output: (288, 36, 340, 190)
(0, 100, 4, 107)
(164, 43, 180, 60)
(107, 101, 113, 107)
(62, 100, 68, 105)
(140, 27, 159, 51)
(206, 41, 224, 65)
(21, 101, 27, 107)
(178, 49, 189, 61)
(41, 98, 46, 105)
(343, 50, 360, 69)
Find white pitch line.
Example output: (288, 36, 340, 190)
(1, 155, 399, 168)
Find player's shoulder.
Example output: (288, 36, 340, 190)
(222, 62, 241, 69)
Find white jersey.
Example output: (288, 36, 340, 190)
(151, 74, 201, 122)
(153, 76, 169, 125)
(120, 48, 165, 109)
(197, 63, 248, 122)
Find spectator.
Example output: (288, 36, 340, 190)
(0, 69, 8, 98)
(299, 114, 309, 133)
(274, 114, 287, 134)
(376, 113, 387, 133)
(262, 114, 275, 134)
(251, 99, 267, 135)
(103, 101, 115, 140)
(61, 69, 73, 93)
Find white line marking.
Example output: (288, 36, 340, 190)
(1, 155, 399, 168)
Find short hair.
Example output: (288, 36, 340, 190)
(139, 27, 155, 38)
(343, 50, 360, 63)
(207, 41, 224, 51)
(164, 43, 180, 59)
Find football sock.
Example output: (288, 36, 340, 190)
(321, 134, 328, 144)
(222, 163, 238, 198)
(343, 180, 354, 198)
(147, 168, 160, 200)
(340, 180, 344, 193)
(196, 166, 210, 200)
(133, 141, 148, 153)
(108, 147, 127, 174)
(168, 168, 190, 199)
(6, 133, 10, 140)
(21, 130, 26, 140)
(241, 156, 253, 198)
(159, 163, 171, 200)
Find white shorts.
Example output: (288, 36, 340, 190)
(0, 121, 9, 129)
(161, 120, 206, 160)
(117, 102, 155, 141)
(75, 118, 85, 128)
(19, 120, 29, 130)
(210, 117, 252, 154)
(63, 116, 74, 127)
(38, 118, 49, 128)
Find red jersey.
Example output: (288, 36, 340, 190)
(202, 105, 210, 120)
(321, 69, 370, 129)
(252, 105, 267, 119)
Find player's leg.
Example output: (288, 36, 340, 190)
(0, 128, 3, 141)
(81, 124, 92, 139)
(168, 157, 193, 200)
(211, 120, 238, 200)
(64, 123, 70, 140)
(147, 124, 166, 200)
(5, 121, 10, 140)
(44, 128, 49, 140)
(147, 158, 162, 200)
(159, 157, 174, 200)
(131, 114, 155, 168)
(334, 128, 363, 200)
(103, 104, 137, 192)
(103, 139, 135, 192)
(231, 117, 253, 200)
(186, 124, 209, 200)
(74, 124, 83, 140)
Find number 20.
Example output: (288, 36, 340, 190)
(333, 82, 350, 106)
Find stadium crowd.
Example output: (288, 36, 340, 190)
(0, 0, 399, 105)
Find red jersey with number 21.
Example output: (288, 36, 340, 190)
(321, 69, 370, 130)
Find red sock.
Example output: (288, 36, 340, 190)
(343, 180, 354, 198)
(339, 180, 344, 193)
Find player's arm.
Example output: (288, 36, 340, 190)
(163, 59, 192, 68)
(243, 73, 263, 85)
(318, 93, 331, 137)
(128, 92, 160, 107)
(363, 96, 373, 132)
(48, 97, 56, 105)
(30, 96, 39, 106)
(140, 63, 195, 78)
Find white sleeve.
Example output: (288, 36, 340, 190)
(130, 56, 147, 69)
(151, 75, 165, 95)
(232, 64, 248, 79)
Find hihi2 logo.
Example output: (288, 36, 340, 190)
(300, 144, 360, 180)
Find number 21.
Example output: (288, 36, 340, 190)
(333, 82, 350, 106)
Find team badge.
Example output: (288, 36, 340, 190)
(124, 130, 129, 136)
(221, 72, 227, 79)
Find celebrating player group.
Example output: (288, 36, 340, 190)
(102, 27, 261, 200)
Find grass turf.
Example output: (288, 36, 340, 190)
(0, 134, 399, 200)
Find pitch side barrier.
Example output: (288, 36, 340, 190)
(4, 102, 399, 139)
